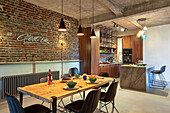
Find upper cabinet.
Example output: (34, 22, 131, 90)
(123, 36, 143, 63)
(123, 36, 132, 48)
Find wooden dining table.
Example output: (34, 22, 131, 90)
(17, 76, 113, 113)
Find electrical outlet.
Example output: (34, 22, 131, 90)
(0, 5, 3, 11)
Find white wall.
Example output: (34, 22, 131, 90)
(144, 24, 170, 81)
(0, 62, 80, 77)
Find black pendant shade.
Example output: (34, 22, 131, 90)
(90, 28, 96, 38)
(90, 0, 96, 38)
(77, 25, 84, 36)
(58, 18, 66, 32)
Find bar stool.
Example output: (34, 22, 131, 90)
(150, 65, 168, 89)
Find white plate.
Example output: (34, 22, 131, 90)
(86, 81, 98, 84)
(63, 86, 79, 90)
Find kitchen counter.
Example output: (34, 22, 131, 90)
(99, 62, 123, 66)
(120, 64, 155, 91)
(99, 62, 122, 78)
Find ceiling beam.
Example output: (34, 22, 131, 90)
(82, 0, 170, 26)
(81, 12, 116, 27)
(126, 17, 143, 29)
(123, 0, 170, 16)
(97, 0, 123, 16)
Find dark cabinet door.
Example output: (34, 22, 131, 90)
(100, 64, 121, 78)
(100, 65, 110, 74)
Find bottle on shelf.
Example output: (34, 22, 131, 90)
(47, 69, 53, 85)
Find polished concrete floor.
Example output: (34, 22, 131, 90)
(0, 84, 170, 113)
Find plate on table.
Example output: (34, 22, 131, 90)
(63, 86, 79, 90)
(86, 81, 98, 84)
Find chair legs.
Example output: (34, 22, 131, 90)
(70, 93, 83, 102)
(99, 101, 119, 113)
(41, 101, 44, 105)
(150, 73, 168, 89)
(58, 99, 65, 109)
(41, 101, 51, 110)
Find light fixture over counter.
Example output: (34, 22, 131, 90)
(58, 0, 67, 32)
(77, 0, 84, 36)
(90, 0, 96, 38)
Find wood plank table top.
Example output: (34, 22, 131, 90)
(17, 76, 113, 103)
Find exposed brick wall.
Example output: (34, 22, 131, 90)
(0, 0, 79, 62)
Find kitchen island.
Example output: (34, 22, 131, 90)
(100, 62, 122, 78)
(120, 65, 154, 91)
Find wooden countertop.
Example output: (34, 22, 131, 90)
(121, 64, 154, 68)
(99, 62, 123, 66)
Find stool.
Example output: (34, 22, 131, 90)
(150, 65, 168, 89)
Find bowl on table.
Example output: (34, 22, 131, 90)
(66, 82, 77, 88)
(74, 74, 81, 78)
(141, 64, 147, 66)
(88, 75, 97, 83)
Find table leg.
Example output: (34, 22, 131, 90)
(51, 96, 57, 113)
(83, 91, 85, 100)
(19, 92, 23, 106)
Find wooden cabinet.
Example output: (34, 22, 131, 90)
(123, 36, 132, 48)
(131, 36, 143, 63)
(111, 64, 120, 78)
(100, 64, 121, 78)
(123, 35, 143, 63)
(79, 27, 91, 74)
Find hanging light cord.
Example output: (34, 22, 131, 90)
(62, 0, 63, 18)
(79, 0, 81, 25)
(92, 0, 94, 29)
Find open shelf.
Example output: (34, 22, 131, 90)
(100, 46, 116, 49)
(100, 53, 114, 54)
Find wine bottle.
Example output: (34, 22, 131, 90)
(48, 69, 52, 85)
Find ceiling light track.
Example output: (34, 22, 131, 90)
(112, 21, 128, 32)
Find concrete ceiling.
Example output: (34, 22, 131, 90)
(24, 0, 170, 31)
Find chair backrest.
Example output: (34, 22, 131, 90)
(6, 94, 24, 113)
(62, 74, 71, 78)
(160, 65, 166, 73)
(99, 72, 109, 77)
(80, 88, 101, 113)
(104, 81, 118, 102)
(40, 77, 48, 83)
(69, 67, 79, 76)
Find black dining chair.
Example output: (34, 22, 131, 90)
(65, 88, 101, 113)
(40, 77, 48, 83)
(69, 67, 83, 101)
(99, 81, 119, 113)
(99, 72, 110, 91)
(150, 65, 168, 89)
(69, 67, 79, 77)
(6, 94, 51, 113)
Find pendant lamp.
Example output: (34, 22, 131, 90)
(77, 0, 84, 36)
(90, 0, 96, 38)
(58, 0, 66, 32)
